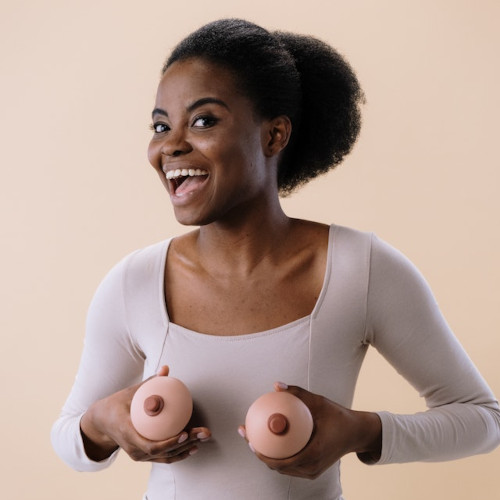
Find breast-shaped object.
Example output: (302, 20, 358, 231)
(130, 376, 193, 441)
(245, 391, 313, 459)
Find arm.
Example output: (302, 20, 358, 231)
(364, 235, 500, 464)
(51, 255, 211, 471)
(50, 256, 145, 471)
(239, 233, 499, 478)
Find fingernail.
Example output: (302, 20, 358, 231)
(189, 446, 199, 456)
(248, 442, 256, 453)
(177, 433, 188, 444)
(238, 427, 246, 439)
(276, 381, 288, 390)
(197, 431, 209, 440)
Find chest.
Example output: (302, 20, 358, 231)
(164, 249, 327, 336)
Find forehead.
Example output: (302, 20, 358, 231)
(156, 58, 244, 106)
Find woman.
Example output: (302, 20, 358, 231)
(51, 19, 500, 499)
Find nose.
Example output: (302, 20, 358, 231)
(160, 128, 193, 157)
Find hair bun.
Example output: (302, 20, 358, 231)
(274, 32, 364, 193)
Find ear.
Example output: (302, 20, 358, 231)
(262, 116, 292, 158)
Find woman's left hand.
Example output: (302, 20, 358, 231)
(238, 383, 382, 479)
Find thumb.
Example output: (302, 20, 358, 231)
(156, 365, 170, 377)
(131, 365, 170, 394)
(273, 382, 314, 406)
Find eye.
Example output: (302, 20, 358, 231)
(192, 115, 218, 128)
(150, 122, 169, 134)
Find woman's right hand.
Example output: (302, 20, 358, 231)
(80, 366, 211, 464)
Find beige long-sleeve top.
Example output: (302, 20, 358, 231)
(51, 224, 500, 499)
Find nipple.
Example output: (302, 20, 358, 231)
(268, 413, 289, 435)
(144, 395, 164, 416)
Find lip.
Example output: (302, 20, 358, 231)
(162, 164, 210, 206)
(162, 162, 207, 175)
(165, 167, 209, 180)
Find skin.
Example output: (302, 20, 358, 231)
(80, 366, 211, 463)
(80, 57, 381, 474)
(239, 383, 381, 478)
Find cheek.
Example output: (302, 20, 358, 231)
(195, 136, 221, 158)
(209, 133, 252, 164)
(147, 140, 161, 169)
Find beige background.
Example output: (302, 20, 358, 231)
(1, 0, 499, 498)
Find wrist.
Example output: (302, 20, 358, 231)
(80, 404, 119, 461)
(352, 410, 382, 464)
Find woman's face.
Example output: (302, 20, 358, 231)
(148, 58, 278, 227)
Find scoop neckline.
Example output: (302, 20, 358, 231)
(157, 224, 335, 337)
(168, 314, 312, 341)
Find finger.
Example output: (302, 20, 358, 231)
(238, 426, 262, 455)
(273, 382, 305, 397)
(147, 444, 199, 464)
(237, 425, 247, 441)
(128, 431, 187, 458)
(273, 381, 289, 392)
(150, 448, 191, 464)
(272, 382, 313, 403)
(258, 453, 295, 469)
(274, 383, 315, 407)
(156, 365, 169, 377)
(188, 426, 212, 442)
(148, 431, 192, 450)
(136, 433, 200, 460)
(146, 428, 210, 453)
(129, 366, 170, 397)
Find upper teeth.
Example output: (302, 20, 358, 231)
(165, 168, 208, 180)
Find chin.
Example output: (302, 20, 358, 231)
(172, 208, 214, 227)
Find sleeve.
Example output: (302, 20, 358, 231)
(363, 235, 500, 464)
(50, 255, 146, 472)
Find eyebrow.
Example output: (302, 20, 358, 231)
(187, 97, 230, 112)
(151, 107, 168, 119)
(151, 97, 230, 119)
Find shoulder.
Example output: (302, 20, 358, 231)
(368, 233, 428, 289)
(330, 223, 373, 245)
(329, 223, 374, 265)
(330, 224, 421, 274)
(95, 239, 172, 296)
(123, 239, 171, 272)
(328, 224, 430, 296)
(363, 233, 439, 331)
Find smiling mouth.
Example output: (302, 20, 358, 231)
(165, 168, 209, 195)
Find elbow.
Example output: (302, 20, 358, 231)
(491, 404, 500, 449)
(51, 413, 115, 472)
(50, 417, 81, 471)
(478, 401, 500, 454)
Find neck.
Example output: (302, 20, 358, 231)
(194, 202, 293, 276)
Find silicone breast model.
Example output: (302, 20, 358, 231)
(245, 391, 314, 459)
(130, 376, 193, 441)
